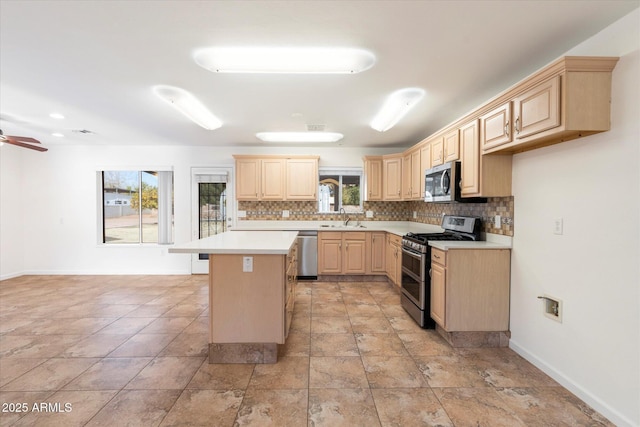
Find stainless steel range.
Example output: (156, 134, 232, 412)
(400, 215, 482, 328)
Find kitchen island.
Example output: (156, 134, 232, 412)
(169, 230, 298, 363)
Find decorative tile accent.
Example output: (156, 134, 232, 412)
(238, 196, 515, 236)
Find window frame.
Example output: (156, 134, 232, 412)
(97, 167, 174, 246)
(318, 167, 363, 213)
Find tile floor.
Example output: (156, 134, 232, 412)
(0, 275, 613, 426)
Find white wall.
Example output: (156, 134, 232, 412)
(510, 9, 639, 427)
(0, 144, 395, 278)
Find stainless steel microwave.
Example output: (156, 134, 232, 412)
(424, 161, 486, 203)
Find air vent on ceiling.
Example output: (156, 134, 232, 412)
(306, 124, 325, 132)
(71, 129, 95, 134)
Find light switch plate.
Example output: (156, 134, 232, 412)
(366, 210, 373, 218)
(554, 218, 563, 235)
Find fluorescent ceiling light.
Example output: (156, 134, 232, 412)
(49, 113, 65, 119)
(370, 88, 425, 132)
(152, 85, 222, 130)
(51, 132, 64, 137)
(194, 47, 375, 74)
(256, 132, 344, 143)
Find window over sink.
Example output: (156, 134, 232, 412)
(318, 168, 363, 213)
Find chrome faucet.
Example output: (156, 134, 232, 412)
(340, 207, 351, 226)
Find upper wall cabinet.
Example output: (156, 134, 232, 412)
(443, 128, 460, 162)
(482, 57, 618, 154)
(402, 148, 422, 200)
(382, 154, 402, 201)
(234, 155, 318, 201)
(363, 156, 383, 201)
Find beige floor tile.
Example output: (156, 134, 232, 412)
(63, 357, 152, 390)
(354, 333, 408, 356)
(277, 332, 310, 357)
(495, 387, 615, 426)
(235, 389, 308, 426)
(414, 353, 489, 388)
(311, 316, 352, 334)
(311, 302, 348, 317)
(362, 356, 427, 388)
(181, 316, 208, 334)
(309, 356, 369, 389)
(398, 331, 456, 356)
(0, 335, 85, 359)
(139, 317, 195, 334)
(187, 362, 255, 389)
(289, 313, 312, 334)
(125, 356, 204, 390)
(1, 357, 99, 391)
(95, 317, 156, 334)
(248, 356, 309, 389)
(0, 391, 55, 426)
(310, 333, 359, 357)
(0, 358, 47, 387)
(372, 388, 454, 427)
(387, 315, 426, 333)
(308, 388, 380, 427)
(124, 304, 173, 318)
(61, 334, 132, 358)
(160, 389, 244, 427)
(345, 303, 385, 317)
(349, 316, 395, 334)
(433, 387, 526, 427)
(162, 303, 207, 318)
(85, 389, 181, 427)
(107, 333, 177, 357)
(0, 317, 35, 334)
(159, 333, 208, 357)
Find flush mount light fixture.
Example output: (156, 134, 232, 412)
(152, 85, 222, 130)
(194, 47, 376, 74)
(370, 87, 426, 132)
(256, 132, 344, 143)
(51, 132, 64, 137)
(49, 113, 65, 120)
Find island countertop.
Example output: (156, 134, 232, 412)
(168, 230, 298, 255)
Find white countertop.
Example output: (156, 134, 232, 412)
(168, 230, 298, 255)
(232, 220, 444, 236)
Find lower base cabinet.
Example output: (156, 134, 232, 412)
(318, 231, 366, 274)
(430, 247, 510, 332)
(385, 234, 402, 286)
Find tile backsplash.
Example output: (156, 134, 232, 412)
(238, 196, 514, 236)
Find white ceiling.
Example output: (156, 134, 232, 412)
(1, 0, 638, 150)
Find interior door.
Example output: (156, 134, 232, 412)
(191, 168, 233, 274)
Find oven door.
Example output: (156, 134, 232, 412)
(400, 247, 426, 309)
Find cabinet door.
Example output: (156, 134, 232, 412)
(286, 158, 317, 200)
(459, 119, 481, 197)
(369, 232, 386, 273)
(318, 237, 341, 274)
(410, 150, 422, 199)
(383, 156, 402, 200)
(481, 102, 512, 151)
(431, 137, 444, 166)
(364, 157, 383, 201)
(236, 158, 260, 200)
(402, 153, 412, 199)
(430, 262, 446, 327)
(513, 75, 560, 140)
(419, 144, 431, 198)
(393, 243, 402, 286)
(343, 238, 366, 274)
(261, 159, 285, 200)
(443, 129, 460, 162)
(385, 235, 395, 280)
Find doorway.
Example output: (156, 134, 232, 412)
(191, 168, 233, 274)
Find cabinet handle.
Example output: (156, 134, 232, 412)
(434, 254, 440, 259)
(515, 117, 520, 134)
(504, 120, 510, 137)
(346, 243, 349, 250)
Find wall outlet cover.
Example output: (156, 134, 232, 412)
(282, 210, 289, 218)
(366, 210, 374, 218)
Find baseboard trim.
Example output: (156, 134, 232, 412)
(509, 339, 636, 427)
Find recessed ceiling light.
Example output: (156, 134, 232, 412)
(152, 85, 222, 130)
(194, 47, 376, 74)
(370, 88, 425, 132)
(49, 113, 65, 119)
(52, 132, 64, 137)
(256, 132, 344, 143)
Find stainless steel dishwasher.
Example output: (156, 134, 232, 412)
(297, 230, 318, 280)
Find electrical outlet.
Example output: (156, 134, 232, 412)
(554, 218, 563, 235)
(494, 215, 501, 228)
(366, 210, 373, 218)
(242, 256, 253, 273)
(282, 210, 289, 218)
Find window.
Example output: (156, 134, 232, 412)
(318, 168, 362, 213)
(100, 170, 174, 244)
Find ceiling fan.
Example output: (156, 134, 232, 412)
(0, 129, 48, 152)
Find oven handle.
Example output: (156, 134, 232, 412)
(401, 266, 422, 283)
(401, 246, 423, 260)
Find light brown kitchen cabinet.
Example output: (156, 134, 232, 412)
(481, 57, 618, 154)
(460, 119, 512, 198)
(385, 233, 402, 287)
(430, 136, 444, 166)
(234, 155, 318, 201)
(443, 129, 460, 162)
(430, 247, 510, 332)
(382, 154, 402, 200)
(480, 102, 513, 151)
(363, 156, 383, 201)
(285, 157, 318, 200)
(366, 232, 386, 274)
(419, 143, 431, 198)
(318, 232, 366, 275)
(402, 148, 422, 200)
